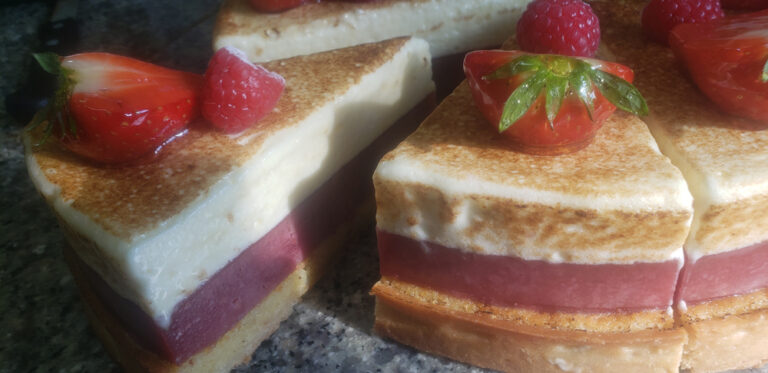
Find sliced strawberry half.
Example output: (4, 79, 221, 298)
(31, 52, 203, 164)
(464, 51, 648, 155)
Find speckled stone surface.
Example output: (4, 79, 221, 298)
(1, 2, 767, 373)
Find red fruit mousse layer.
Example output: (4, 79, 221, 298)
(377, 231, 681, 313)
(676, 239, 768, 306)
(74, 97, 434, 364)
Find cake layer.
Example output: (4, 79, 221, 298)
(378, 231, 681, 313)
(374, 82, 692, 264)
(214, 0, 530, 63)
(676, 239, 768, 306)
(60, 94, 434, 364)
(677, 290, 768, 372)
(372, 280, 686, 373)
(593, 1, 768, 260)
(24, 38, 434, 326)
(64, 202, 364, 373)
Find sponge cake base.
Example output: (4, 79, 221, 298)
(678, 289, 768, 372)
(372, 279, 686, 373)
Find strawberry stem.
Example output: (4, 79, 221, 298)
(485, 54, 648, 133)
(591, 69, 648, 116)
(570, 67, 596, 120)
(545, 74, 568, 128)
(27, 53, 78, 144)
(762, 58, 768, 83)
(33, 53, 61, 75)
(499, 70, 547, 132)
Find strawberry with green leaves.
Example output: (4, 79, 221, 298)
(463, 50, 648, 155)
(31, 52, 203, 164)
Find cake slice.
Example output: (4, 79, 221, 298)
(24, 37, 434, 372)
(213, 0, 531, 62)
(371, 76, 693, 371)
(593, 2, 768, 371)
(213, 0, 531, 97)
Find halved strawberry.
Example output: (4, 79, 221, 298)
(670, 10, 768, 126)
(31, 52, 203, 164)
(464, 51, 648, 155)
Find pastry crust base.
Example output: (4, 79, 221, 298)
(679, 290, 768, 372)
(372, 279, 686, 373)
(64, 202, 372, 373)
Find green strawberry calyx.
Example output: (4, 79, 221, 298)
(483, 54, 649, 133)
(27, 52, 78, 144)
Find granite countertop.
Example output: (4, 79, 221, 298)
(0, 2, 766, 373)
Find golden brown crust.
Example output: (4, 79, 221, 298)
(592, 0, 768, 256)
(372, 280, 686, 373)
(381, 84, 684, 201)
(25, 38, 409, 241)
(677, 292, 768, 372)
(680, 288, 768, 324)
(65, 201, 374, 372)
(692, 194, 768, 257)
(374, 83, 691, 262)
(375, 278, 675, 333)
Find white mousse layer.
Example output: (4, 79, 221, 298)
(646, 114, 768, 262)
(215, 0, 531, 62)
(375, 157, 691, 265)
(27, 38, 434, 327)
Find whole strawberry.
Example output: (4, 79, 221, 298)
(202, 47, 285, 133)
(516, 0, 600, 57)
(642, 0, 724, 45)
(31, 52, 203, 164)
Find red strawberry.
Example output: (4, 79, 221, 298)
(721, 0, 768, 9)
(202, 47, 285, 133)
(464, 50, 647, 155)
(249, 0, 305, 12)
(516, 0, 601, 57)
(642, 0, 725, 45)
(670, 10, 768, 125)
(31, 52, 202, 164)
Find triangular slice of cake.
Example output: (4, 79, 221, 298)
(24, 37, 434, 372)
(213, 0, 532, 98)
(213, 0, 532, 63)
(371, 77, 693, 371)
(594, 2, 768, 371)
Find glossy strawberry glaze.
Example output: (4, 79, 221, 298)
(670, 10, 768, 125)
(463, 50, 637, 155)
(74, 97, 434, 364)
(676, 239, 768, 305)
(378, 231, 681, 313)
